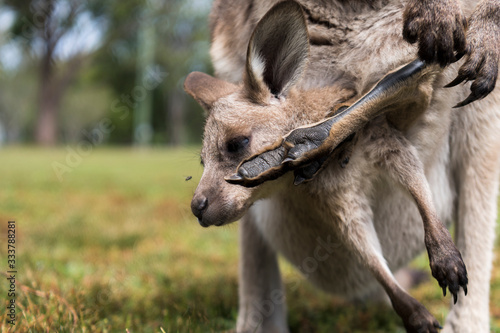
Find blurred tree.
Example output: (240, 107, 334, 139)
(156, 0, 212, 146)
(5, 0, 106, 145)
(90, 0, 148, 144)
(92, 0, 212, 145)
(2, 0, 212, 146)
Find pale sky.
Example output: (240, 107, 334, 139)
(0, 6, 104, 71)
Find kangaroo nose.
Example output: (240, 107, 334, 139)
(191, 196, 208, 220)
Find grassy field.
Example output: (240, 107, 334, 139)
(0, 147, 498, 332)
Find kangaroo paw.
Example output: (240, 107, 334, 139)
(391, 290, 442, 333)
(227, 117, 336, 187)
(426, 233, 468, 304)
(404, 304, 442, 333)
(403, 0, 467, 67)
(227, 115, 353, 187)
(225, 145, 288, 187)
(446, 1, 499, 107)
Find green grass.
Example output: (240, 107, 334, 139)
(0, 147, 498, 332)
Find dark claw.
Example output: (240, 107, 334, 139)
(453, 93, 476, 108)
(445, 74, 467, 88)
(227, 173, 243, 181)
(439, 279, 447, 297)
(453, 292, 458, 305)
(225, 174, 245, 185)
(294, 174, 306, 185)
(464, 285, 467, 296)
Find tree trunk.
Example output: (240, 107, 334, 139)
(35, 88, 60, 145)
(34, 48, 82, 145)
(34, 20, 59, 146)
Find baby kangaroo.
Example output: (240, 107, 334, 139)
(185, 0, 500, 332)
(229, 59, 469, 307)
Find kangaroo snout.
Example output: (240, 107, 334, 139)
(190, 176, 254, 227)
(191, 194, 209, 227)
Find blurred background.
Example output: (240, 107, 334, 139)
(0, 0, 499, 332)
(0, 0, 210, 147)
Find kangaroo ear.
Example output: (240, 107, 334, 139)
(184, 72, 238, 113)
(244, 1, 309, 103)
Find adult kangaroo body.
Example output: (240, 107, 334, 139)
(185, 0, 500, 331)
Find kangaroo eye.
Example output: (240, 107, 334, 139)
(226, 137, 250, 154)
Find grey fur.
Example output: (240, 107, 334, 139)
(185, 0, 500, 332)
